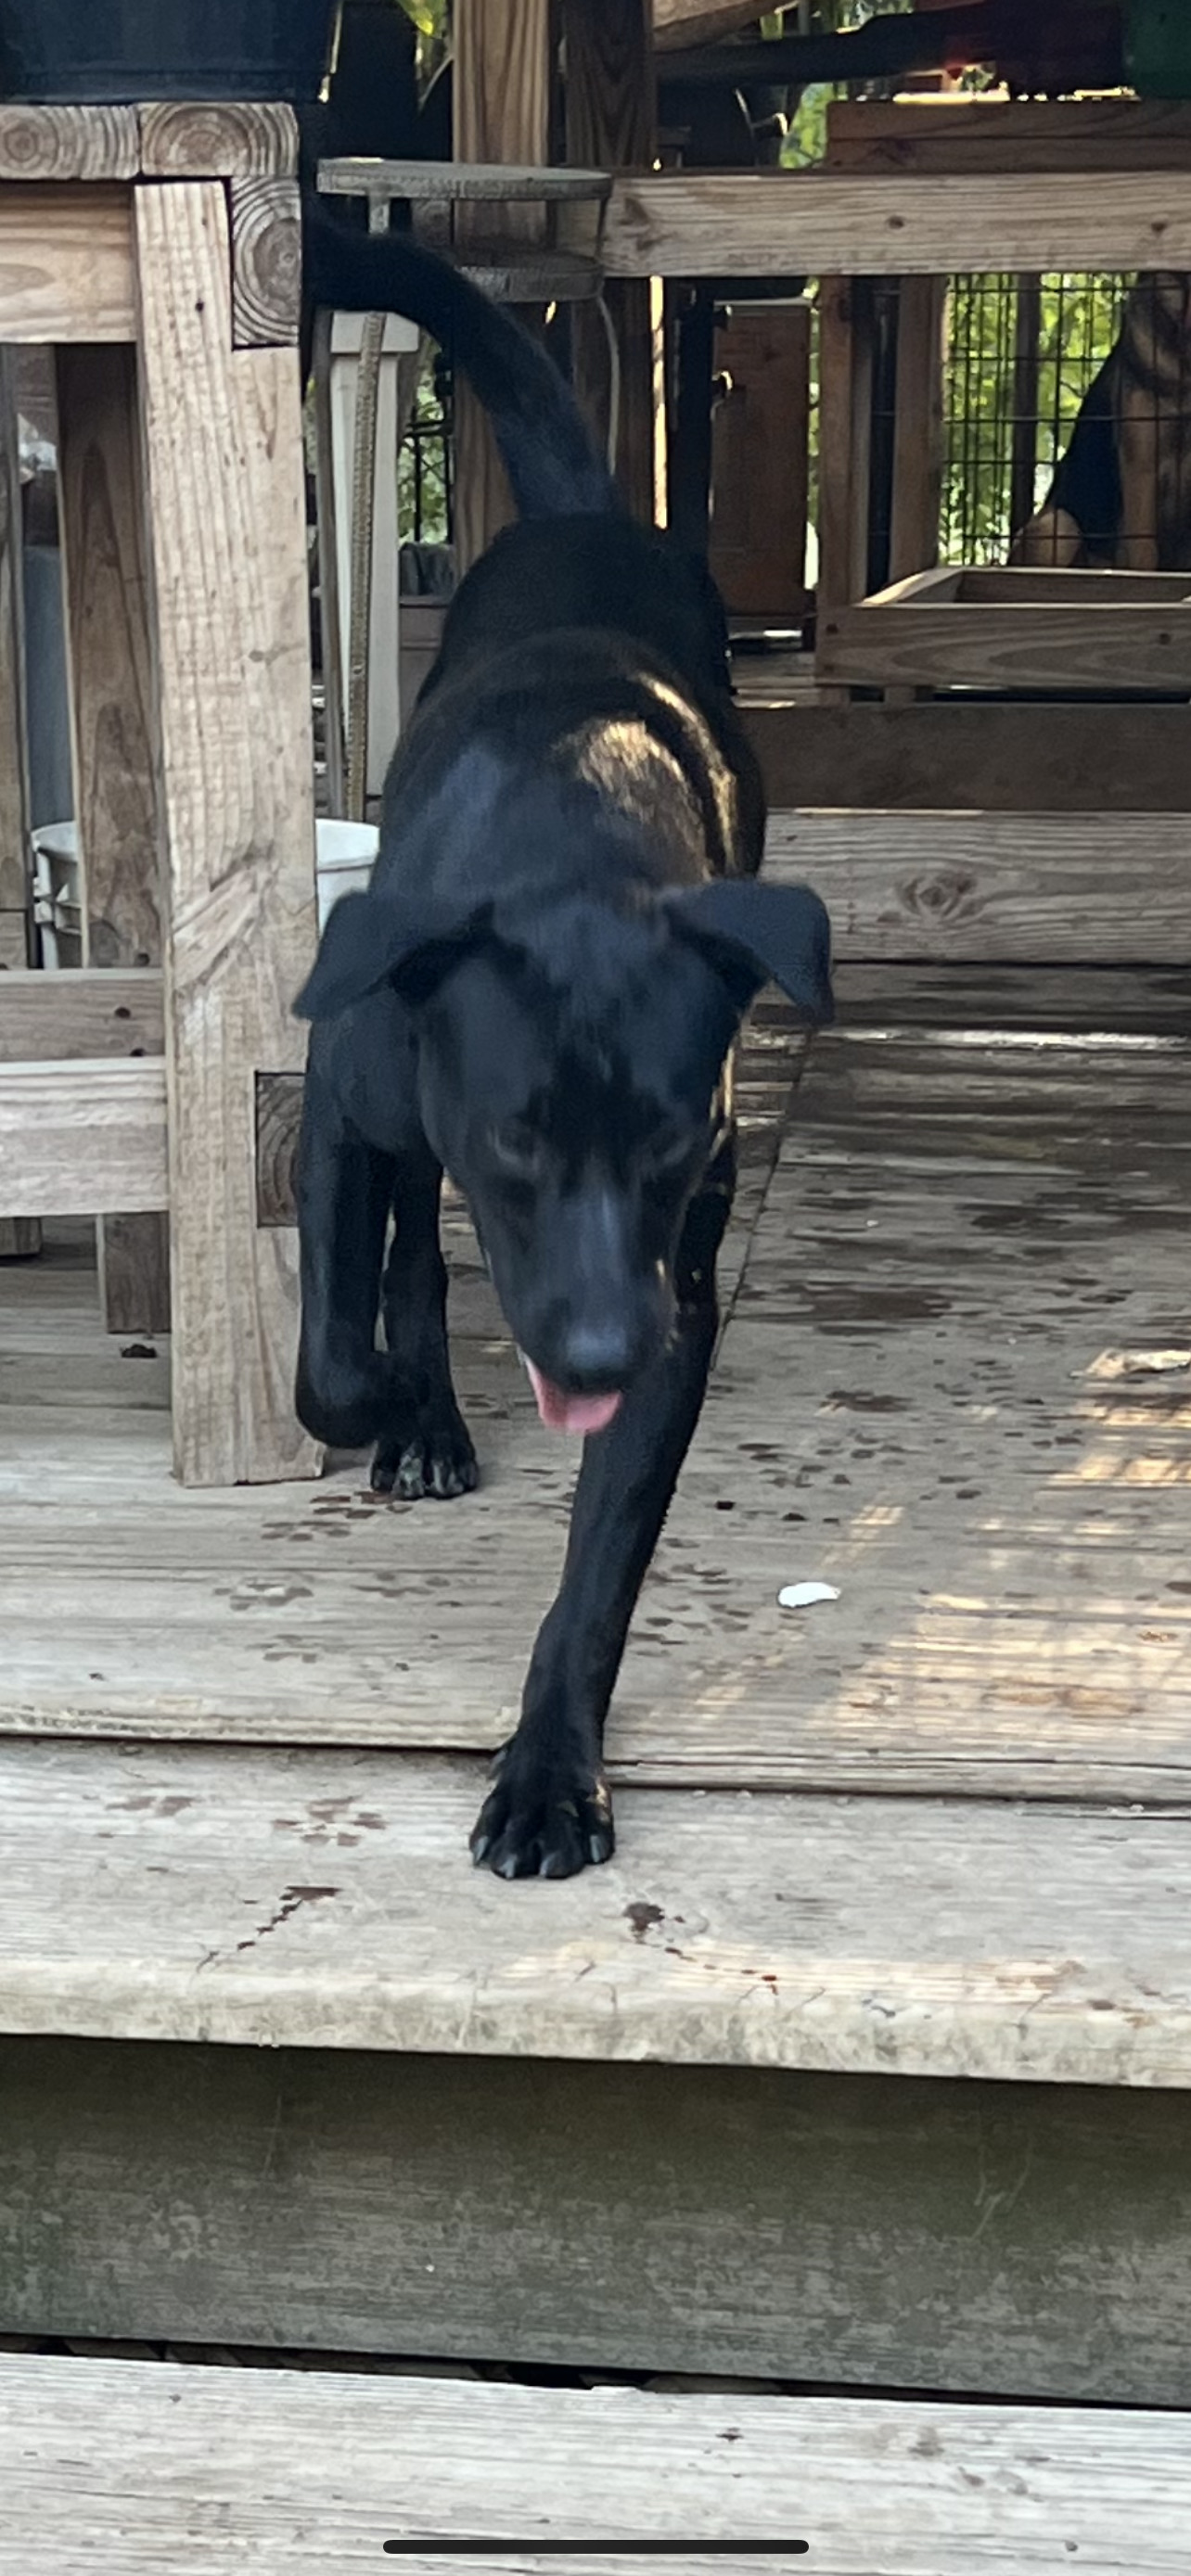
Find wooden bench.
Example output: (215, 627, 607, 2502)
(3, 2355, 1187, 2569)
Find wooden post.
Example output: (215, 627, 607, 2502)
(133, 181, 319, 1486)
(888, 274, 947, 583)
(816, 274, 875, 700)
(453, 0, 552, 572)
(0, 349, 39, 1261)
(56, 343, 169, 1334)
(562, 0, 657, 523)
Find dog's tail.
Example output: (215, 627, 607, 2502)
(304, 203, 619, 522)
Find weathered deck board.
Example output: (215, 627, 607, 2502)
(0, 973, 1187, 1800)
(4, 2357, 1189, 2571)
(2, 1737, 1191, 2084)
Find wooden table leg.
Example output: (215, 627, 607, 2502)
(57, 341, 169, 1333)
(133, 179, 319, 1486)
(0, 349, 40, 1261)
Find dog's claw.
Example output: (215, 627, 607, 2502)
(371, 1402, 478, 1502)
(470, 1749, 615, 1880)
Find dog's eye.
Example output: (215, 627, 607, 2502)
(490, 1119, 545, 1180)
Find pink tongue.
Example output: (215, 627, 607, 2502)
(524, 1359, 623, 1437)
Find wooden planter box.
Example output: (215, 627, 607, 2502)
(817, 566, 1191, 697)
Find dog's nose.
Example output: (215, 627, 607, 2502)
(556, 1320, 637, 1392)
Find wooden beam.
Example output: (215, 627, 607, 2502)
(744, 699, 1191, 814)
(0, 104, 138, 182)
(826, 96, 1191, 175)
(817, 600, 1191, 695)
(229, 174, 301, 348)
(136, 102, 299, 181)
(0, 967, 162, 1063)
(564, 0, 657, 524)
(56, 341, 169, 1336)
(453, 0, 553, 571)
(0, 187, 134, 339)
(815, 275, 874, 616)
(5, 2034, 1191, 2401)
(603, 170, 1191, 279)
(0, 1059, 166, 1217)
(134, 182, 319, 1486)
(764, 808, 1191, 964)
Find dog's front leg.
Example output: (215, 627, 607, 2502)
(295, 1056, 396, 1450)
(471, 1155, 734, 1879)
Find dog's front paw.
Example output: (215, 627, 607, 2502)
(470, 1738, 615, 1880)
(371, 1395, 478, 1500)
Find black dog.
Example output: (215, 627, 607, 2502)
(298, 215, 833, 1878)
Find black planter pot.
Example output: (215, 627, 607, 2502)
(0, 0, 340, 104)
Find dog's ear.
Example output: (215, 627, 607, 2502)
(295, 892, 491, 1022)
(668, 878, 834, 1024)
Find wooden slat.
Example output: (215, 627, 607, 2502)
(137, 102, 299, 180)
(0, 968, 162, 1062)
(744, 696, 1191, 814)
(229, 174, 301, 347)
(6, 2036, 1191, 2398)
(0, 1061, 166, 1216)
(763, 808, 1191, 963)
(818, 600, 1191, 695)
(133, 181, 318, 1486)
(5, 2357, 1191, 2571)
(56, 340, 169, 1336)
(0, 187, 134, 340)
(3, 1737, 1191, 2085)
(837, 961, 1191, 1034)
(826, 95, 1191, 175)
(0, 104, 138, 182)
(602, 170, 1191, 278)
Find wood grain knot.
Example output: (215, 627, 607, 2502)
(899, 870, 979, 921)
(255, 1070, 303, 1228)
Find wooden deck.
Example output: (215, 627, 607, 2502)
(4, 963, 1191, 2395)
(3, 966, 1189, 1799)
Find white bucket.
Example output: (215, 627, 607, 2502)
(315, 817, 379, 934)
(30, 820, 82, 969)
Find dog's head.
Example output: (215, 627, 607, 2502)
(298, 876, 831, 1433)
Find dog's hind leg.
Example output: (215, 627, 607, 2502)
(372, 1136, 478, 1500)
(471, 1142, 736, 1879)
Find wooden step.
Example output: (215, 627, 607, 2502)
(2, 2355, 1186, 2570)
(2, 1737, 1190, 2085)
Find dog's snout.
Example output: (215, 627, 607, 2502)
(555, 1319, 639, 1393)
